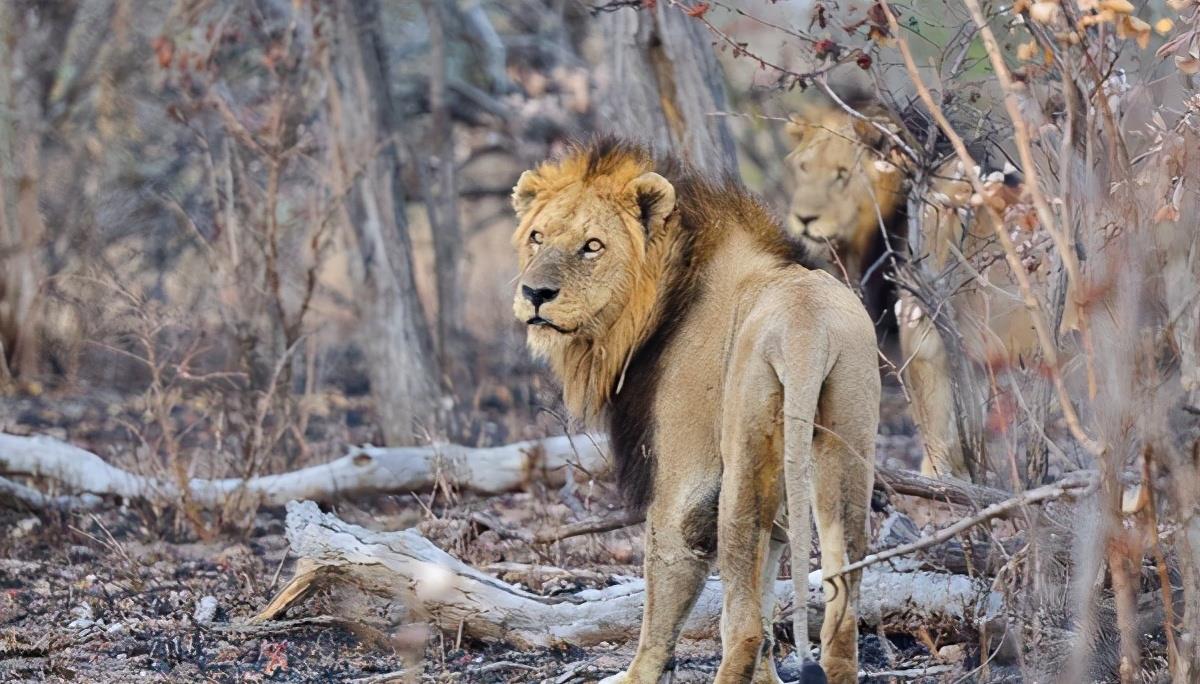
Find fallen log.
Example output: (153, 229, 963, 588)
(256, 501, 1002, 647)
(1, 431, 1050, 520)
(0, 475, 102, 512)
(0, 433, 607, 508)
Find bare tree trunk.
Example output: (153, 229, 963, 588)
(419, 0, 465, 371)
(334, 0, 441, 445)
(596, 3, 738, 175)
(0, 4, 46, 381)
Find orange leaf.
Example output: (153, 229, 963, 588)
(1154, 204, 1180, 222)
(685, 2, 710, 17)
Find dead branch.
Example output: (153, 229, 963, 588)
(0, 475, 102, 512)
(257, 501, 1002, 647)
(0, 433, 607, 508)
(832, 472, 1096, 579)
(533, 513, 644, 544)
(880, 0, 1104, 457)
(2, 431, 1040, 525)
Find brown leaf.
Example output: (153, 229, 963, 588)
(1176, 55, 1200, 74)
(813, 38, 839, 59)
(1154, 204, 1181, 222)
(811, 3, 828, 30)
(684, 2, 710, 17)
(262, 642, 288, 675)
(152, 36, 174, 69)
(1099, 0, 1135, 14)
(1030, 1, 1062, 24)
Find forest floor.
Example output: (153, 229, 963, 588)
(0, 384, 996, 683)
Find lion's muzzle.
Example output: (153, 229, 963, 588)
(515, 256, 574, 333)
(521, 284, 559, 308)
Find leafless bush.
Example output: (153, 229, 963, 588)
(693, 0, 1200, 678)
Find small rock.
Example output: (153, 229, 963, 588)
(10, 516, 40, 539)
(67, 618, 95, 631)
(193, 596, 218, 624)
(70, 603, 94, 622)
(106, 622, 127, 636)
(938, 643, 967, 662)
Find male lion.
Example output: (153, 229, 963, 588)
(510, 138, 879, 683)
(787, 97, 1049, 481)
(784, 94, 907, 331)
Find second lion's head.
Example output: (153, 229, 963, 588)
(785, 94, 906, 272)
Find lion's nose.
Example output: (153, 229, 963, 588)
(522, 284, 559, 308)
(795, 214, 819, 228)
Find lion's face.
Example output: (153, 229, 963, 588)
(509, 167, 674, 357)
(785, 106, 904, 267)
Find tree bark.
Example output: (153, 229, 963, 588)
(419, 0, 465, 370)
(0, 4, 47, 380)
(596, 3, 738, 176)
(336, 0, 441, 445)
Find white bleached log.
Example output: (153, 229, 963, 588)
(257, 501, 1002, 647)
(0, 433, 607, 508)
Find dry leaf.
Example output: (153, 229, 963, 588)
(1030, 1, 1062, 23)
(1154, 204, 1180, 222)
(1079, 9, 1117, 27)
(1177, 54, 1200, 74)
(1116, 15, 1151, 47)
(1017, 40, 1040, 61)
(1098, 0, 1135, 13)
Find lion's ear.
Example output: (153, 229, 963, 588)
(785, 114, 811, 148)
(625, 172, 676, 235)
(512, 170, 542, 216)
(849, 105, 900, 151)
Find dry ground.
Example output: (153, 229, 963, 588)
(0, 383, 1002, 683)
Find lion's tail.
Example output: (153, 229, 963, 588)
(779, 344, 828, 672)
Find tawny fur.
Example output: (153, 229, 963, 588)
(787, 100, 1058, 480)
(784, 96, 906, 283)
(511, 138, 879, 684)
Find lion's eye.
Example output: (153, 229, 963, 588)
(581, 238, 605, 258)
(529, 231, 543, 247)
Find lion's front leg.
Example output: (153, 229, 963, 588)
(602, 483, 716, 684)
(897, 295, 966, 478)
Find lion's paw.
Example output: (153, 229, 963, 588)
(595, 672, 628, 684)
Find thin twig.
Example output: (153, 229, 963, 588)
(880, 0, 1104, 457)
(830, 472, 1096, 579)
(534, 513, 643, 545)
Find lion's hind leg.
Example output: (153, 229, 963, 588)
(810, 345, 878, 684)
(752, 533, 789, 683)
(714, 327, 787, 683)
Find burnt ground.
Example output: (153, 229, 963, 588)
(0, 383, 998, 683)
